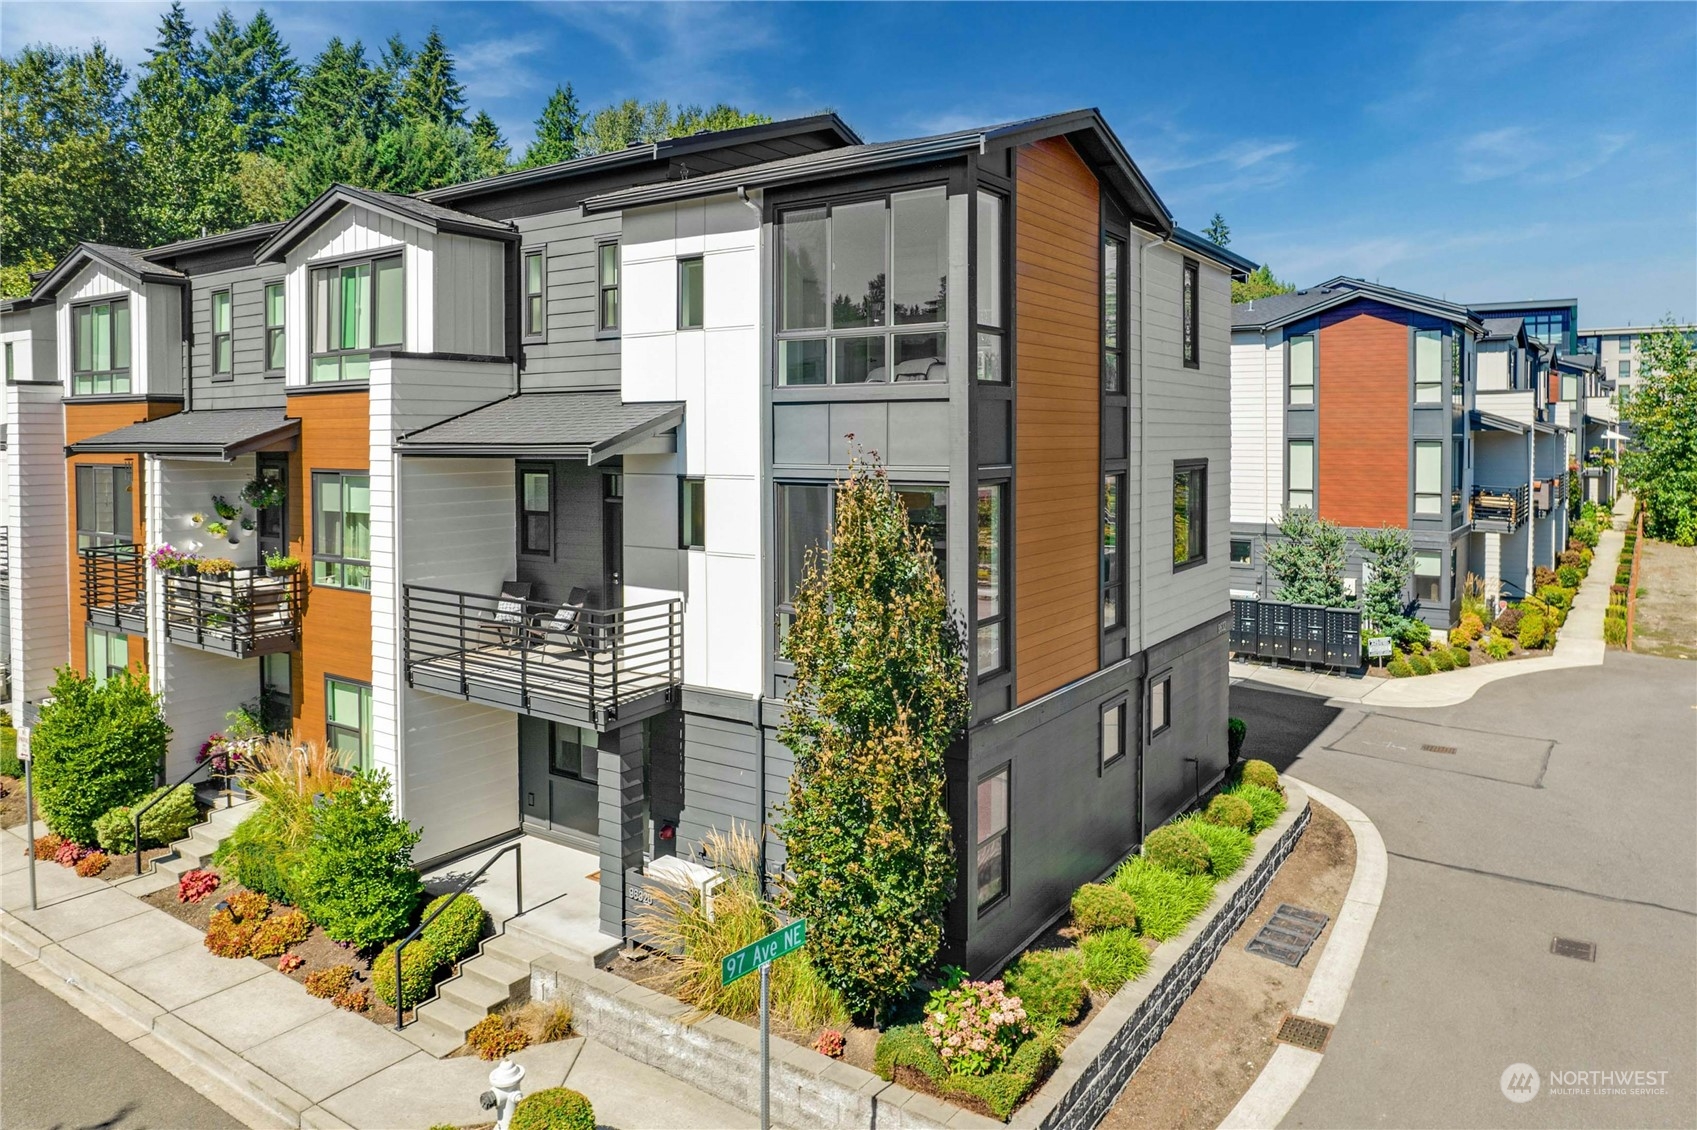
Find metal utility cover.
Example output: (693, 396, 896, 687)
(1275, 1014, 1334, 1053)
(1247, 904, 1330, 967)
(1551, 936, 1597, 962)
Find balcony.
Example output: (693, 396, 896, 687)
(1533, 476, 1567, 517)
(162, 568, 303, 657)
(1470, 484, 1531, 533)
(403, 584, 682, 730)
(81, 545, 147, 634)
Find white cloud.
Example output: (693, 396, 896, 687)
(1456, 126, 1635, 184)
(532, 1, 776, 107)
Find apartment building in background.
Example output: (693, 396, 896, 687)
(1577, 322, 1697, 401)
(2, 109, 1251, 976)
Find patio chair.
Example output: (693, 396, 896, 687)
(488, 581, 532, 647)
(534, 587, 590, 655)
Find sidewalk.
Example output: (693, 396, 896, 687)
(1, 825, 757, 1130)
(1234, 497, 1630, 709)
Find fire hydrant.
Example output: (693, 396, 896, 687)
(483, 1057, 525, 1130)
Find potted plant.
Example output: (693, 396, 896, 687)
(263, 551, 302, 577)
(199, 557, 237, 576)
(212, 495, 241, 522)
(240, 514, 256, 532)
(205, 520, 229, 539)
(150, 544, 187, 573)
(240, 475, 286, 511)
(190, 512, 205, 526)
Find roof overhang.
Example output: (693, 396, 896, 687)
(1169, 227, 1258, 279)
(1471, 409, 1529, 434)
(65, 409, 298, 461)
(1236, 278, 1485, 334)
(32, 244, 185, 302)
(396, 391, 684, 464)
(256, 185, 517, 264)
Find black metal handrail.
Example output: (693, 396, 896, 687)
(162, 567, 303, 657)
(81, 544, 145, 629)
(394, 842, 522, 1030)
(133, 758, 228, 876)
(1470, 483, 1531, 531)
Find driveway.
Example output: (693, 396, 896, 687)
(1231, 651, 1697, 1128)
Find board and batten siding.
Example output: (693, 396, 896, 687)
(1317, 300, 1408, 529)
(286, 204, 425, 384)
(56, 264, 185, 397)
(1230, 330, 1284, 526)
(5, 379, 70, 711)
(1013, 136, 1101, 706)
(433, 232, 506, 358)
(515, 207, 622, 392)
(189, 263, 288, 409)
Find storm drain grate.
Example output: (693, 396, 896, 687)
(1275, 1014, 1334, 1053)
(1421, 743, 1458, 755)
(1551, 936, 1597, 962)
(1246, 903, 1331, 967)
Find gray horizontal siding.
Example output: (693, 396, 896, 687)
(515, 208, 621, 392)
(188, 263, 286, 410)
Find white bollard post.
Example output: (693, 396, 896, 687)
(488, 1057, 526, 1130)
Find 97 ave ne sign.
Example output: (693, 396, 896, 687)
(721, 919, 806, 985)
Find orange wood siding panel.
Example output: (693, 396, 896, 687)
(64, 400, 180, 675)
(1013, 137, 1101, 706)
(286, 390, 372, 744)
(1317, 302, 1408, 528)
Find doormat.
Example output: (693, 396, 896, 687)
(1246, 903, 1330, 967)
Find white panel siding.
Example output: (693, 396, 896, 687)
(56, 264, 140, 392)
(1229, 330, 1282, 526)
(402, 689, 519, 862)
(154, 455, 263, 567)
(300, 204, 413, 262)
(156, 644, 259, 776)
(385, 356, 515, 437)
(434, 233, 505, 357)
(5, 379, 69, 713)
(399, 457, 516, 593)
(1477, 343, 1511, 391)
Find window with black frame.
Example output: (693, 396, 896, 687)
(778, 186, 950, 386)
(71, 298, 131, 395)
(523, 249, 546, 338)
(976, 481, 1006, 675)
(310, 255, 402, 382)
(264, 282, 286, 373)
(1173, 462, 1206, 567)
(1103, 235, 1124, 392)
(975, 191, 1005, 382)
(597, 242, 620, 332)
(1100, 698, 1126, 770)
(325, 677, 372, 769)
(312, 472, 371, 590)
(211, 289, 233, 377)
(76, 464, 134, 549)
(681, 478, 706, 549)
(1181, 258, 1200, 368)
(519, 467, 552, 557)
(85, 626, 130, 684)
(975, 766, 1009, 908)
(1102, 472, 1123, 627)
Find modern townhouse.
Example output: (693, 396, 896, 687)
(9, 108, 1250, 977)
(1229, 277, 1575, 625)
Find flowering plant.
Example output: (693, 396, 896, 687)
(813, 1029, 846, 1058)
(922, 979, 1031, 1077)
(178, 869, 221, 903)
(150, 544, 197, 573)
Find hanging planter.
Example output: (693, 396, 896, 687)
(241, 475, 286, 510)
(212, 495, 241, 522)
(240, 514, 256, 532)
(205, 520, 229, 539)
(190, 512, 205, 526)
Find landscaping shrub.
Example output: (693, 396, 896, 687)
(213, 805, 303, 906)
(468, 1014, 533, 1061)
(1386, 656, 1413, 678)
(1181, 816, 1254, 877)
(1001, 949, 1085, 1027)
(75, 851, 109, 877)
(333, 987, 371, 1013)
(30, 669, 169, 845)
(97, 784, 202, 855)
(92, 808, 137, 855)
(1238, 759, 1279, 792)
(876, 1023, 945, 1086)
(1429, 646, 1456, 672)
(1448, 627, 1472, 649)
(1495, 605, 1524, 635)
(420, 893, 487, 966)
(372, 938, 443, 1010)
(1070, 883, 1139, 934)
(1407, 652, 1433, 676)
(814, 1028, 846, 1058)
(875, 1023, 1055, 1123)
(177, 869, 220, 903)
(303, 965, 356, 999)
(296, 770, 423, 949)
(1483, 631, 1513, 660)
(1533, 566, 1558, 590)
(1141, 824, 1212, 876)
(1452, 647, 1471, 668)
(1518, 611, 1548, 650)
(1460, 612, 1485, 639)
(1604, 617, 1628, 645)
(33, 833, 63, 861)
(1202, 793, 1254, 832)
(923, 979, 1031, 1076)
(1111, 857, 1215, 942)
(278, 953, 304, 974)
(228, 890, 270, 921)
(249, 908, 310, 958)
(1226, 781, 1286, 834)
(1557, 550, 1583, 572)
(1227, 716, 1247, 761)
(55, 840, 86, 866)
(0, 711, 19, 778)
(511, 1088, 595, 1130)
(1080, 927, 1150, 994)
(204, 909, 258, 958)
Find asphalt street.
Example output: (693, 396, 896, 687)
(1232, 650, 1697, 1128)
(0, 960, 241, 1130)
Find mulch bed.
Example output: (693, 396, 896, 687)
(0, 775, 33, 829)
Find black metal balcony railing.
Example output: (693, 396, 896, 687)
(403, 584, 682, 730)
(81, 544, 147, 634)
(1533, 476, 1568, 517)
(162, 568, 303, 657)
(1470, 484, 1531, 533)
(0, 526, 9, 585)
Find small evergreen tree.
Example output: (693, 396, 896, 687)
(777, 453, 967, 1021)
(1203, 212, 1230, 247)
(1357, 525, 1414, 634)
(30, 668, 170, 845)
(521, 83, 583, 168)
(1620, 319, 1697, 545)
(1264, 509, 1350, 606)
(1232, 264, 1297, 304)
(398, 28, 465, 127)
(469, 110, 511, 177)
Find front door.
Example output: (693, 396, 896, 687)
(602, 472, 623, 608)
(519, 717, 598, 850)
(255, 453, 288, 560)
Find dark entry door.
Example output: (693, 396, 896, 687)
(255, 453, 288, 560)
(602, 472, 623, 608)
(519, 717, 598, 850)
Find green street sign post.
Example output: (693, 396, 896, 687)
(722, 919, 805, 1130)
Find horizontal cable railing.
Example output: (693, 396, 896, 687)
(80, 544, 146, 629)
(403, 584, 683, 726)
(161, 567, 303, 656)
(1470, 483, 1531, 531)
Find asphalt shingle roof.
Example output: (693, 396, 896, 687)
(66, 408, 296, 458)
(397, 391, 684, 459)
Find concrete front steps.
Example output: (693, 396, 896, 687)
(114, 796, 258, 896)
(399, 929, 554, 1056)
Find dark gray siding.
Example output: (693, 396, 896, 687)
(188, 263, 286, 410)
(1141, 617, 1231, 836)
(514, 208, 620, 392)
(515, 460, 608, 605)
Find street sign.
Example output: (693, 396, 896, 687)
(721, 919, 806, 985)
(1366, 636, 1393, 659)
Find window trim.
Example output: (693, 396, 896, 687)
(517, 463, 554, 560)
(1413, 327, 1443, 405)
(1102, 470, 1124, 629)
(1413, 440, 1443, 518)
(1149, 672, 1172, 740)
(1287, 332, 1316, 407)
(1172, 460, 1208, 571)
(1100, 695, 1127, 772)
(677, 255, 705, 331)
(1413, 549, 1443, 604)
(521, 247, 546, 341)
(547, 722, 593, 781)
(975, 762, 1011, 915)
(1287, 439, 1316, 513)
(975, 478, 1009, 678)
(70, 297, 132, 395)
(680, 477, 706, 550)
(308, 253, 403, 384)
(324, 674, 373, 771)
(263, 279, 286, 376)
(974, 189, 1007, 384)
(311, 470, 372, 592)
(596, 238, 620, 337)
(1103, 234, 1125, 394)
(210, 288, 233, 380)
(75, 463, 135, 549)
(1230, 538, 1253, 565)
(1181, 257, 1200, 370)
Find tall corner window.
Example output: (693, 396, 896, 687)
(71, 297, 131, 395)
(975, 191, 1004, 382)
(519, 466, 552, 557)
(1102, 472, 1123, 628)
(1230, 538, 1252, 565)
(680, 477, 706, 549)
(778, 186, 948, 386)
(597, 241, 620, 332)
(975, 765, 1009, 909)
(1288, 333, 1315, 406)
(312, 471, 371, 590)
(1100, 698, 1126, 770)
(976, 481, 1007, 675)
(264, 281, 286, 373)
(776, 482, 831, 645)
(325, 676, 373, 770)
(1414, 328, 1442, 404)
(310, 255, 401, 382)
(1181, 257, 1200, 369)
(75, 464, 134, 549)
(1414, 550, 1442, 603)
(523, 248, 545, 338)
(1149, 674, 1171, 738)
(211, 289, 233, 377)
(1288, 440, 1315, 512)
(4, 341, 13, 380)
(85, 625, 130, 684)
(1414, 440, 1442, 516)
(1104, 234, 1124, 393)
(1173, 461, 1206, 567)
(677, 256, 705, 330)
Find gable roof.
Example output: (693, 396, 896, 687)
(1233, 277, 1483, 333)
(580, 109, 1173, 234)
(31, 242, 187, 300)
(420, 113, 862, 204)
(1480, 316, 1527, 343)
(256, 183, 516, 263)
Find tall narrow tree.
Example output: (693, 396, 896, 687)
(469, 110, 511, 177)
(1203, 212, 1231, 247)
(200, 8, 297, 152)
(398, 28, 465, 127)
(133, 2, 243, 243)
(521, 83, 583, 168)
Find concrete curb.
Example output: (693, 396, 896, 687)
(1217, 777, 1386, 1130)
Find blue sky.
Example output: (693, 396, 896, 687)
(5, 1, 1694, 325)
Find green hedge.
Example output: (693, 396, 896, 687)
(874, 1023, 1055, 1122)
(1001, 948, 1084, 1027)
(1111, 858, 1215, 941)
(30, 669, 169, 845)
(1079, 928, 1148, 995)
(511, 1088, 595, 1130)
